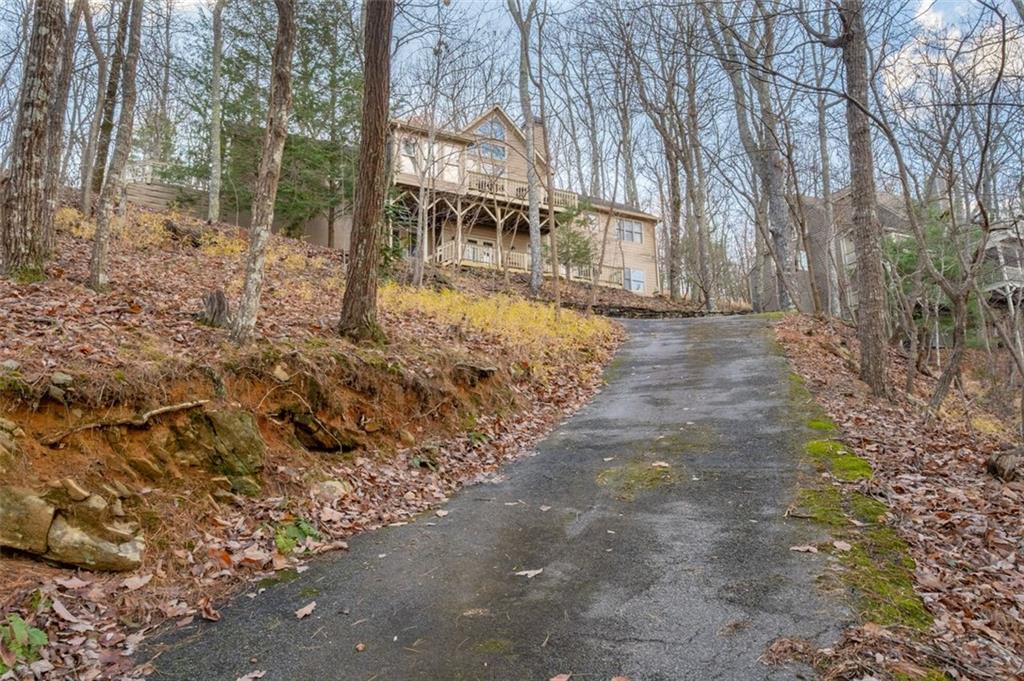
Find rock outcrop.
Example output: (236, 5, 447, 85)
(0, 485, 144, 572)
(168, 409, 266, 494)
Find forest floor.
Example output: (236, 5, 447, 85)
(0, 206, 621, 679)
(774, 314, 1023, 680)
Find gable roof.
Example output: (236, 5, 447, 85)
(461, 105, 547, 164)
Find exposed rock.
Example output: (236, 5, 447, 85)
(453, 362, 498, 386)
(209, 476, 232, 491)
(212, 488, 241, 504)
(313, 479, 353, 502)
(1, 359, 20, 372)
(0, 487, 55, 554)
(48, 385, 66, 402)
(62, 478, 91, 502)
(987, 448, 1024, 482)
(0, 416, 19, 433)
(170, 409, 266, 494)
(82, 495, 108, 512)
(127, 454, 163, 480)
(287, 410, 363, 454)
(50, 371, 74, 387)
(399, 429, 416, 447)
(362, 420, 382, 434)
(111, 498, 126, 517)
(272, 364, 291, 383)
(45, 515, 143, 572)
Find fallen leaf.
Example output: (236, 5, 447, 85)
(122, 573, 153, 591)
(651, 461, 670, 468)
(611, 677, 631, 681)
(550, 675, 572, 681)
(355, 642, 367, 652)
(295, 601, 317, 619)
(539, 505, 552, 512)
(235, 672, 267, 681)
(514, 568, 543, 578)
(52, 598, 81, 623)
(832, 540, 852, 552)
(789, 545, 818, 553)
(55, 576, 90, 590)
(198, 596, 221, 622)
(435, 509, 449, 517)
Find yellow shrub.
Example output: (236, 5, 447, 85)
(379, 283, 616, 358)
(200, 230, 247, 257)
(55, 207, 95, 239)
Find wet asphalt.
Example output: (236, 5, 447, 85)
(148, 316, 848, 681)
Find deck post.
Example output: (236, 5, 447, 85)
(456, 196, 463, 266)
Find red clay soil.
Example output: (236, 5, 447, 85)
(0, 206, 622, 679)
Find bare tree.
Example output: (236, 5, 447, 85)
(88, 0, 143, 290)
(88, 0, 131, 206)
(0, 0, 66, 277)
(208, 0, 227, 222)
(229, 0, 296, 343)
(506, 0, 543, 295)
(338, 0, 395, 340)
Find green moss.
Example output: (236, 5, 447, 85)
(832, 455, 873, 481)
(257, 568, 300, 589)
(850, 494, 888, 524)
(654, 425, 718, 455)
(804, 439, 847, 459)
(794, 487, 847, 527)
(474, 638, 513, 654)
(597, 461, 677, 501)
(10, 266, 45, 285)
(299, 586, 320, 599)
(754, 311, 790, 321)
(893, 669, 949, 681)
(806, 418, 837, 431)
(842, 527, 932, 631)
(804, 439, 872, 481)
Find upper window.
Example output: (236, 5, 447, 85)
(474, 142, 507, 161)
(401, 137, 417, 157)
(617, 219, 643, 243)
(477, 117, 506, 142)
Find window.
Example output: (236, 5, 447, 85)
(477, 117, 506, 142)
(474, 142, 506, 161)
(616, 219, 643, 243)
(401, 137, 417, 157)
(623, 267, 645, 292)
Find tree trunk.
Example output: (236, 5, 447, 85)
(230, 0, 297, 343)
(78, 1, 107, 212)
(0, 0, 66, 277)
(841, 0, 888, 396)
(337, 0, 395, 340)
(534, 14, 560, 320)
(44, 0, 84, 252)
(208, 0, 227, 222)
(685, 63, 715, 312)
(89, 0, 131, 203)
(88, 0, 143, 290)
(507, 0, 542, 295)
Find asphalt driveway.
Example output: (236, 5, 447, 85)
(148, 316, 847, 681)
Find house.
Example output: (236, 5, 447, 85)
(387, 105, 661, 296)
(753, 188, 912, 313)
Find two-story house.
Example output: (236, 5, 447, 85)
(388, 105, 660, 296)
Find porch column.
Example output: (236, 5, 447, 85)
(455, 196, 463, 266)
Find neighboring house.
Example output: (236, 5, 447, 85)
(753, 188, 912, 312)
(389, 105, 661, 296)
(976, 225, 1024, 298)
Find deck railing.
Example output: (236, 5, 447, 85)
(465, 171, 577, 209)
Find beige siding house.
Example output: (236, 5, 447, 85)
(391, 105, 660, 296)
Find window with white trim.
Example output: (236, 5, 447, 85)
(474, 141, 506, 161)
(623, 267, 645, 292)
(617, 219, 643, 243)
(401, 137, 417, 157)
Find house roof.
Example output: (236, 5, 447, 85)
(582, 195, 658, 222)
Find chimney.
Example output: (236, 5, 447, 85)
(531, 115, 546, 154)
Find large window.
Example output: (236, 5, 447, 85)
(617, 219, 643, 243)
(624, 267, 645, 292)
(477, 117, 506, 141)
(474, 141, 506, 161)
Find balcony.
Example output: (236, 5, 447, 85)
(465, 171, 577, 210)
